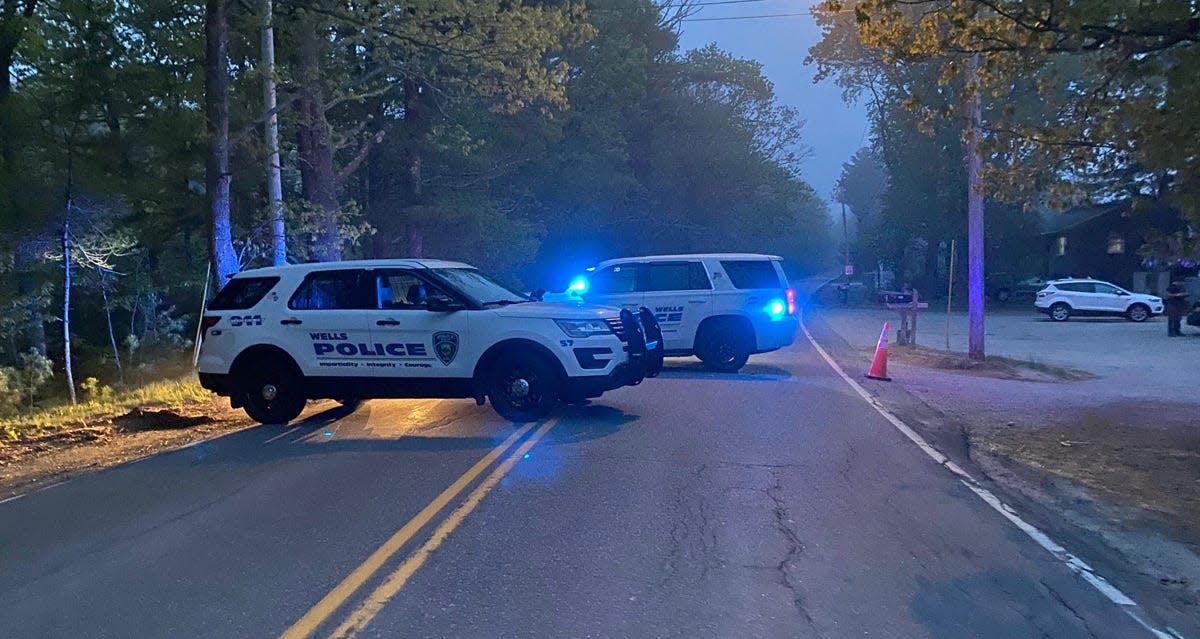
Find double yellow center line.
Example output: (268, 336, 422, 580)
(279, 417, 560, 639)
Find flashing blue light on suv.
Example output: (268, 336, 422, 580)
(568, 276, 589, 294)
(765, 299, 786, 319)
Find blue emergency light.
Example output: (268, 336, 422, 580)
(765, 299, 787, 319)
(568, 276, 589, 295)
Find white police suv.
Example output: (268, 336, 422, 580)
(196, 259, 663, 424)
(547, 254, 798, 372)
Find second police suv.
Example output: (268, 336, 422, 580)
(195, 259, 664, 424)
(548, 254, 798, 372)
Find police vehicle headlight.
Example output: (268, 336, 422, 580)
(555, 319, 612, 338)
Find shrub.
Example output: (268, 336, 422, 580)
(79, 376, 114, 405)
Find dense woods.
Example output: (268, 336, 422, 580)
(0, 0, 830, 409)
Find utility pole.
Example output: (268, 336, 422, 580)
(966, 53, 986, 360)
(946, 239, 956, 351)
(841, 201, 850, 271)
(262, 0, 286, 266)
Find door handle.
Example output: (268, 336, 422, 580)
(376, 319, 400, 326)
(280, 318, 302, 326)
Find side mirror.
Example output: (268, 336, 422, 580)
(426, 295, 465, 312)
(530, 288, 546, 302)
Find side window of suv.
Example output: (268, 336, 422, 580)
(638, 262, 712, 292)
(721, 260, 783, 289)
(1055, 282, 1095, 293)
(591, 264, 639, 295)
(689, 262, 713, 290)
(1094, 283, 1122, 295)
(288, 270, 373, 310)
(208, 277, 279, 310)
(375, 270, 452, 309)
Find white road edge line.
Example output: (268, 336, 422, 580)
(800, 315, 1185, 639)
(0, 479, 67, 506)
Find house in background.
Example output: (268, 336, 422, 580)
(1040, 199, 1193, 294)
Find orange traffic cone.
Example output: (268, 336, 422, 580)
(865, 322, 892, 381)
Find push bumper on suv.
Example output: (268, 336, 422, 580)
(564, 307, 664, 399)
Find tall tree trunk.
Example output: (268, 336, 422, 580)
(0, 42, 11, 99)
(3, 5, 42, 354)
(403, 79, 426, 258)
(0, 0, 38, 97)
(294, 21, 341, 262)
(62, 217, 76, 404)
(965, 54, 986, 361)
(261, 0, 286, 266)
(205, 0, 240, 288)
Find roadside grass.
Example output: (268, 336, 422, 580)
(888, 344, 1096, 381)
(1, 377, 215, 441)
(991, 354, 1094, 381)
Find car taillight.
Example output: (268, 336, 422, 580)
(199, 316, 221, 341)
(1037, 291, 1050, 299)
(786, 288, 796, 315)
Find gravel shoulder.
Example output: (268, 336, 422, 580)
(805, 304, 1200, 636)
(0, 398, 268, 500)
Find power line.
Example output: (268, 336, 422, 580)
(681, 11, 817, 21)
(660, 0, 776, 6)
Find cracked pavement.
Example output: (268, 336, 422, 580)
(0, 330, 1158, 638)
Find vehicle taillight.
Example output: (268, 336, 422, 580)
(199, 316, 221, 342)
(1037, 291, 1050, 299)
(786, 288, 796, 315)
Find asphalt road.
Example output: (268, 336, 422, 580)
(0, 330, 1160, 638)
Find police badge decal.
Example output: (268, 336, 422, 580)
(433, 331, 459, 365)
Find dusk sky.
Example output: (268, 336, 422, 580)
(676, 0, 870, 208)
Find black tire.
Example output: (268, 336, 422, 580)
(1126, 303, 1151, 323)
(697, 320, 752, 373)
(486, 350, 560, 422)
(237, 355, 306, 425)
(996, 288, 1012, 302)
(1049, 302, 1071, 322)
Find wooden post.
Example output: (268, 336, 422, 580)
(911, 289, 919, 345)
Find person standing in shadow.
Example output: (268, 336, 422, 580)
(1164, 280, 1188, 337)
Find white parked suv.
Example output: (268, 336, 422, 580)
(546, 254, 798, 372)
(196, 259, 663, 424)
(1034, 278, 1164, 322)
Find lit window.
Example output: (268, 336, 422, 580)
(1106, 234, 1125, 254)
(1056, 236, 1067, 256)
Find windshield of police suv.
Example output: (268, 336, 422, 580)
(430, 268, 528, 307)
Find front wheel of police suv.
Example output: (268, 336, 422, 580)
(487, 351, 561, 423)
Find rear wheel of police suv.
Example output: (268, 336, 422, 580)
(697, 321, 751, 373)
(487, 351, 560, 423)
(238, 356, 306, 425)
